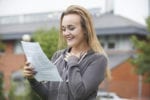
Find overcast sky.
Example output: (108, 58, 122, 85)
(0, 0, 105, 16)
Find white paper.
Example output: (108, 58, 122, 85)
(21, 41, 62, 82)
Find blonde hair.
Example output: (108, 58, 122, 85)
(58, 5, 111, 79)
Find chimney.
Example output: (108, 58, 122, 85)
(105, 0, 114, 13)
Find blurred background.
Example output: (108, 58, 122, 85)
(0, 0, 150, 100)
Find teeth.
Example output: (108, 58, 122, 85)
(67, 37, 72, 40)
(67, 39, 72, 41)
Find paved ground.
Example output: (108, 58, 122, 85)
(131, 97, 150, 100)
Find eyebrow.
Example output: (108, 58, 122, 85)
(62, 25, 75, 28)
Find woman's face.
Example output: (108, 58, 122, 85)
(62, 14, 87, 48)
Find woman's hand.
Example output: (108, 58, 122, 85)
(23, 62, 36, 79)
(64, 51, 87, 61)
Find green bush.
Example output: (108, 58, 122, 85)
(32, 27, 59, 59)
(0, 72, 5, 100)
(8, 80, 31, 100)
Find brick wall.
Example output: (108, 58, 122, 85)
(0, 41, 25, 92)
(100, 60, 150, 98)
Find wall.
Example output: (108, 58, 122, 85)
(100, 35, 133, 51)
(0, 40, 25, 92)
(100, 60, 150, 99)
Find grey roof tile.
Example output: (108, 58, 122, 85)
(107, 52, 133, 69)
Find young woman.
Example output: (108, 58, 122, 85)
(23, 5, 110, 100)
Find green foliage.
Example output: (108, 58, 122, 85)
(8, 79, 41, 100)
(131, 35, 150, 82)
(32, 27, 59, 59)
(8, 80, 31, 100)
(146, 16, 150, 32)
(30, 89, 41, 100)
(0, 73, 5, 100)
(0, 42, 5, 52)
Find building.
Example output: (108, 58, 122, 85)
(95, 13, 150, 99)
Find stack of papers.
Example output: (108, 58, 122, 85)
(21, 41, 62, 82)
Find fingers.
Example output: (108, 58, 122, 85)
(23, 62, 36, 79)
(64, 51, 86, 62)
(64, 52, 73, 61)
(64, 52, 81, 61)
(66, 52, 72, 57)
(25, 61, 30, 66)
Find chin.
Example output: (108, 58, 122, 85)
(67, 43, 75, 47)
(67, 44, 73, 47)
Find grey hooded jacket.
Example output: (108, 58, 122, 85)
(28, 48, 107, 100)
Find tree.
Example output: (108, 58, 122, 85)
(0, 36, 5, 53)
(8, 76, 41, 100)
(131, 17, 150, 82)
(0, 72, 5, 100)
(8, 80, 30, 100)
(32, 27, 59, 59)
(146, 16, 150, 32)
(0, 36, 6, 100)
(29, 89, 41, 100)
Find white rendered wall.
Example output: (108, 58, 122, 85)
(100, 35, 133, 51)
(116, 36, 133, 51)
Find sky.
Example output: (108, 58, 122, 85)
(0, 0, 105, 16)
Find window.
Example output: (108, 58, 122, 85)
(101, 42, 105, 48)
(13, 41, 24, 54)
(0, 41, 5, 54)
(108, 42, 115, 49)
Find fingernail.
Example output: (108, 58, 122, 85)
(26, 63, 30, 66)
(33, 71, 37, 75)
(64, 58, 67, 60)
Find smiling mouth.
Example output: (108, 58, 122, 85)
(66, 36, 74, 41)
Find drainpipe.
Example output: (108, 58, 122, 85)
(138, 75, 142, 99)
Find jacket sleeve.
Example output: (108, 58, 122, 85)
(28, 78, 49, 99)
(67, 54, 107, 99)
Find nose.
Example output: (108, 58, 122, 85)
(63, 29, 71, 36)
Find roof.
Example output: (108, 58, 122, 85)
(0, 13, 149, 40)
(94, 13, 149, 35)
(108, 51, 133, 69)
(0, 19, 59, 40)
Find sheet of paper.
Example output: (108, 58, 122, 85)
(21, 41, 62, 82)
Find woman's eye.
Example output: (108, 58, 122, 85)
(62, 28, 66, 32)
(68, 27, 75, 31)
